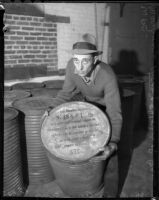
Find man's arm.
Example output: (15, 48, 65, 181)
(104, 75, 123, 144)
(52, 59, 77, 107)
(90, 70, 122, 162)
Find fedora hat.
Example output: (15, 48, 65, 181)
(71, 33, 103, 55)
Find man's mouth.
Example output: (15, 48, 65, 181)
(77, 71, 86, 76)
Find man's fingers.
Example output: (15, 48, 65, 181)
(90, 149, 111, 162)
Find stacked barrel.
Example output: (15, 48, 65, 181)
(12, 82, 44, 92)
(30, 80, 63, 98)
(30, 88, 59, 98)
(4, 107, 26, 196)
(42, 80, 84, 101)
(13, 96, 55, 185)
(4, 90, 31, 108)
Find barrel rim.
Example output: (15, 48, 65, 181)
(12, 96, 55, 113)
(12, 82, 44, 89)
(4, 107, 19, 122)
(4, 90, 31, 99)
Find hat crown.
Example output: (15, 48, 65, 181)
(73, 34, 97, 51)
(72, 33, 102, 55)
(80, 33, 97, 46)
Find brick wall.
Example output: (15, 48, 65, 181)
(4, 3, 107, 82)
(4, 13, 58, 79)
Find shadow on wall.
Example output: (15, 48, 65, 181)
(111, 50, 144, 76)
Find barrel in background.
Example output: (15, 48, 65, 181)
(4, 107, 26, 197)
(4, 90, 31, 108)
(12, 97, 55, 185)
(30, 88, 59, 98)
(12, 82, 44, 92)
(118, 76, 144, 129)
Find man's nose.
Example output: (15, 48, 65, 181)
(79, 62, 84, 70)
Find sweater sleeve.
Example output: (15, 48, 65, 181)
(52, 59, 77, 107)
(104, 73, 123, 144)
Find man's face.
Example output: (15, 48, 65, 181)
(73, 54, 94, 77)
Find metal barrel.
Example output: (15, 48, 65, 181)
(46, 150, 105, 197)
(43, 80, 64, 89)
(12, 97, 55, 185)
(12, 82, 44, 92)
(30, 88, 59, 98)
(41, 101, 111, 197)
(118, 77, 144, 129)
(4, 107, 26, 197)
(4, 90, 31, 108)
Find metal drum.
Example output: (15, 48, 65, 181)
(30, 88, 59, 98)
(118, 76, 144, 128)
(4, 90, 31, 108)
(12, 82, 44, 92)
(41, 101, 111, 197)
(43, 80, 64, 89)
(4, 107, 26, 197)
(12, 97, 55, 185)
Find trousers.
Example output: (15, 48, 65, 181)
(103, 152, 119, 197)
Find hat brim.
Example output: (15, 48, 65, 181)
(71, 49, 103, 55)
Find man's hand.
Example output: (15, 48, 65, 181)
(90, 142, 117, 162)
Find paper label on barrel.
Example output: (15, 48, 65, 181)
(41, 102, 110, 161)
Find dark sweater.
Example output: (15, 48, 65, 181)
(52, 58, 123, 144)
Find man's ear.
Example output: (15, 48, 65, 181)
(94, 56, 98, 65)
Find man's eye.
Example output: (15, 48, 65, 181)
(73, 59, 79, 63)
(82, 59, 90, 64)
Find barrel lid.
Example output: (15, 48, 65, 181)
(12, 82, 44, 90)
(13, 96, 55, 114)
(4, 107, 19, 122)
(41, 101, 111, 162)
(4, 90, 31, 100)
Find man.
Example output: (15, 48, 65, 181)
(52, 33, 123, 197)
